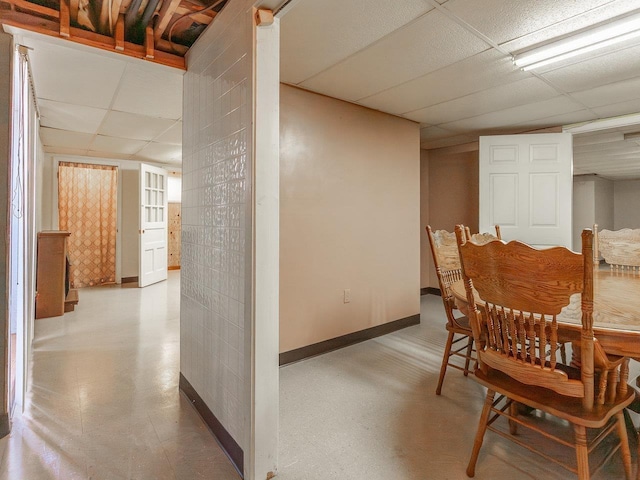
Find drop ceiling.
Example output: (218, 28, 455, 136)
(3, 0, 640, 178)
(280, 0, 640, 179)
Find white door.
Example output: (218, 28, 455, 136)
(479, 133, 573, 248)
(139, 164, 168, 287)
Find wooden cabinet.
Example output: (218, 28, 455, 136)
(36, 231, 71, 319)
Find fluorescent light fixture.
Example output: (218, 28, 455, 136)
(563, 112, 640, 134)
(513, 11, 640, 71)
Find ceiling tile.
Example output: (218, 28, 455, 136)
(300, 10, 490, 102)
(571, 76, 640, 108)
(112, 63, 184, 120)
(89, 135, 148, 155)
(513, 109, 599, 130)
(445, 0, 630, 46)
(280, 0, 434, 84)
(404, 77, 559, 124)
(98, 111, 176, 141)
(540, 43, 640, 93)
(153, 122, 182, 145)
(359, 50, 529, 115)
(419, 125, 460, 142)
(135, 143, 182, 163)
(28, 38, 126, 109)
(501, 0, 640, 53)
(39, 99, 107, 134)
(440, 96, 584, 132)
(421, 133, 478, 150)
(43, 146, 91, 156)
(591, 99, 640, 119)
(39, 127, 94, 150)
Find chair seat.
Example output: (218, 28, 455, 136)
(448, 314, 471, 332)
(474, 368, 635, 429)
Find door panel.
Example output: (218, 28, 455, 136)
(480, 133, 573, 248)
(139, 164, 168, 287)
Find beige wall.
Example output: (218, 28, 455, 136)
(420, 149, 430, 289)
(280, 84, 420, 353)
(614, 179, 640, 229)
(120, 169, 139, 278)
(424, 147, 479, 288)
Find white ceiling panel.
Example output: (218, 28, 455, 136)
(39, 99, 107, 134)
(89, 135, 148, 155)
(112, 63, 184, 120)
(39, 128, 95, 150)
(540, 43, 640, 93)
(571, 76, 640, 108)
(359, 50, 528, 115)
(300, 10, 490, 102)
(445, 0, 623, 46)
(419, 125, 459, 142)
(421, 133, 478, 150)
(404, 76, 558, 125)
(136, 143, 182, 163)
(513, 109, 599, 130)
(591, 99, 640, 119)
(98, 111, 177, 141)
(153, 122, 182, 145)
(441, 96, 583, 132)
(502, 0, 640, 53)
(280, 0, 434, 84)
(27, 38, 127, 109)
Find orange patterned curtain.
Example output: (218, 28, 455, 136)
(58, 162, 117, 288)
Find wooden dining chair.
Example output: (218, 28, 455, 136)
(426, 226, 475, 395)
(594, 224, 640, 273)
(456, 227, 634, 480)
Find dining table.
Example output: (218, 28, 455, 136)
(450, 266, 640, 358)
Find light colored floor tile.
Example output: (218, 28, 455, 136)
(0, 273, 635, 479)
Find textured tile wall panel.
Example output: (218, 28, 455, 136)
(181, 0, 254, 449)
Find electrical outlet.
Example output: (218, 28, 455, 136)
(343, 289, 351, 303)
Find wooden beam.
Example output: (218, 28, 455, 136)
(144, 23, 153, 58)
(0, 10, 185, 69)
(69, 0, 78, 23)
(174, 6, 214, 25)
(154, 0, 181, 41)
(156, 38, 187, 55)
(114, 12, 124, 50)
(59, 0, 70, 37)
(98, 0, 111, 34)
(2, 0, 59, 18)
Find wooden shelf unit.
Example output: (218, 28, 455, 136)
(35, 231, 77, 319)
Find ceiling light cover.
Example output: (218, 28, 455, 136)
(513, 11, 640, 71)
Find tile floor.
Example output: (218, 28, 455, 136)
(0, 274, 636, 479)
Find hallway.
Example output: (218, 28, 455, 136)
(0, 272, 239, 479)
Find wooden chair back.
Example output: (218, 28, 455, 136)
(456, 227, 597, 410)
(426, 227, 461, 318)
(465, 225, 502, 245)
(594, 224, 640, 273)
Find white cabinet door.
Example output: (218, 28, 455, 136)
(479, 133, 573, 248)
(139, 164, 168, 287)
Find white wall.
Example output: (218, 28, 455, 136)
(279, 85, 420, 352)
(181, 2, 279, 478)
(614, 179, 640, 229)
(0, 31, 13, 431)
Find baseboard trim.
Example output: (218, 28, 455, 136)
(279, 314, 420, 366)
(168, 266, 181, 271)
(0, 413, 10, 439)
(121, 276, 138, 284)
(179, 373, 244, 477)
(421, 287, 441, 296)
